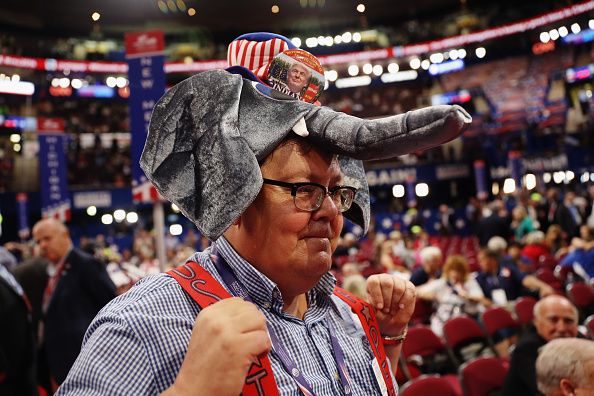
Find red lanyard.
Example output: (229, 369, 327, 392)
(168, 260, 396, 396)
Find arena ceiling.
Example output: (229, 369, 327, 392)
(0, 0, 558, 38)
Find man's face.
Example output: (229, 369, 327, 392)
(534, 298, 578, 342)
(237, 140, 344, 297)
(33, 222, 70, 264)
(287, 64, 309, 94)
(478, 252, 497, 273)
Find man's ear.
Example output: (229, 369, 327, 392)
(560, 378, 576, 396)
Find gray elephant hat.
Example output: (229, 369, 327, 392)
(140, 69, 471, 240)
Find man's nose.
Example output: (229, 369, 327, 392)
(314, 194, 339, 219)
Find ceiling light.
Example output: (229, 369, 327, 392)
(475, 47, 486, 58)
(387, 63, 399, 73)
(271, 5, 280, 13)
(291, 37, 302, 47)
(187, 7, 196, 16)
(91, 12, 100, 21)
(356, 3, 365, 13)
(362, 63, 373, 74)
(540, 31, 551, 43)
(347, 64, 359, 76)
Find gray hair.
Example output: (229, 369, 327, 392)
(487, 236, 507, 254)
(419, 246, 442, 264)
(533, 295, 578, 322)
(536, 338, 594, 395)
(525, 230, 545, 245)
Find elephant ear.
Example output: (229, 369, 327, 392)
(141, 70, 312, 240)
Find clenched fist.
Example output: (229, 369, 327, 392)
(163, 298, 271, 396)
(366, 274, 416, 337)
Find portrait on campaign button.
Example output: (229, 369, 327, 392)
(267, 48, 325, 103)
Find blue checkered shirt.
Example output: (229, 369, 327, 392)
(57, 238, 397, 395)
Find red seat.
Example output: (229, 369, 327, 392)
(535, 268, 564, 292)
(514, 296, 537, 327)
(459, 357, 509, 396)
(409, 299, 434, 326)
(400, 374, 460, 396)
(566, 282, 594, 309)
(402, 326, 458, 374)
(566, 282, 594, 318)
(481, 307, 519, 338)
(443, 315, 494, 364)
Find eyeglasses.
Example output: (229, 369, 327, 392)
(262, 178, 357, 212)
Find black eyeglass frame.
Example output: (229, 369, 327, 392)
(262, 178, 358, 212)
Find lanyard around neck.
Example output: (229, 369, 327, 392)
(212, 252, 353, 396)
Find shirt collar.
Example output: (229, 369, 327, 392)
(213, 237, 336, 315)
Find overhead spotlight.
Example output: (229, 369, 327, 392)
(126, 212, 138, 223)
(71, 79, 83, 89)
(324, 36, 334, 46)
(524, 174, 536, 190)
(540, 31, 551, 43)
(475, 47, 486, 58)
(458, 48, 467, 59)
(325, 70, 338, 82)
(115, 77, 128, 88)
(305, 37, 318, 48)
(357, 3, 365, 12)
(372, 64, 383, 76)
(409, 58, 421, 69)
(9, 134, 20, 143)
(113, 209, 126, 222)
(347, 64, 359, 76)
(91, 12, 101, 21)
(106, 76, 117, 88)
(86, 206, 97, 216)
(291, 37, 302, 47)
(333, 35, 342, 44)
(392, 184, 405, 198)
(387, 63, 399, 73)
(187, 7, 196, 16)
(51, 78, 60, 87)
(271, 5, 279, 13)
(558, 26, 569, 37)
(415, 183, 429, 197)
(571, 23, 581, 34)
(13, 143, 21, 152)
(502, 178, 516, 194)
(429, 53, 444, 64)
(448, 49, 459, 60)
(59, 78, 70, 88)
(590, 19, 594, 30)
(553, 171, 565, 184)
(549, 29, 560, 41)
(170, 224, 183, 236)
(565, 170, 575, 181)
(342, 32, 352, 43)
(353, 32, 362, 42)
(421, 60, 431, 70)
(543, 172, 552, 183)
(317, 36, 326, 46)
(11, 74, 20, 82)
(101, 214, 113, 225)
(362, 63, 373, 74)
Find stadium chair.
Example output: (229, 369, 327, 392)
(513, 296, 537, 328)
(585, 315, 594, 340)
(443, 315, 495, 365)
(409, 299, 434, 326)
(400, 374, 461, 396)
(537, 255, 558, 271)
(535, 268, 564, 293)
(480, 307, 520, 357)
(459, 357, 509, 396)
(566, 282, 594, 319)
(401, 326, 461, 393)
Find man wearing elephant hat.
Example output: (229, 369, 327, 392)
(57, 33, 471, 395)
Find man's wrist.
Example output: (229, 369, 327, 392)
(381, 326, 408, 346)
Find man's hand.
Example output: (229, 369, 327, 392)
(164, 298, 271, 396)
(366, 274, 416, 337)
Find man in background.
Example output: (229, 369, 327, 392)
(503, 295, 579, 395)
(536, 338, 594, 396)
(32, 218, 115, 389)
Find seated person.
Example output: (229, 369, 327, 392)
(409, 246, 443, 286)
(417, 255, 487, 337)
(476, 248, 554, 306)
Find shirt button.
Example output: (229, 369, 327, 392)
(291, 368, 300, 377)
(262, 302, 271, 309)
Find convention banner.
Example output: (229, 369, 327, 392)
(37, 118, 71, 221)
(125, 31, 166, 203)
(16, 192, 30, 240)
(406, 176, 417, 208)
(508, 151, 523, 189)
(473, 160, 488, 200)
